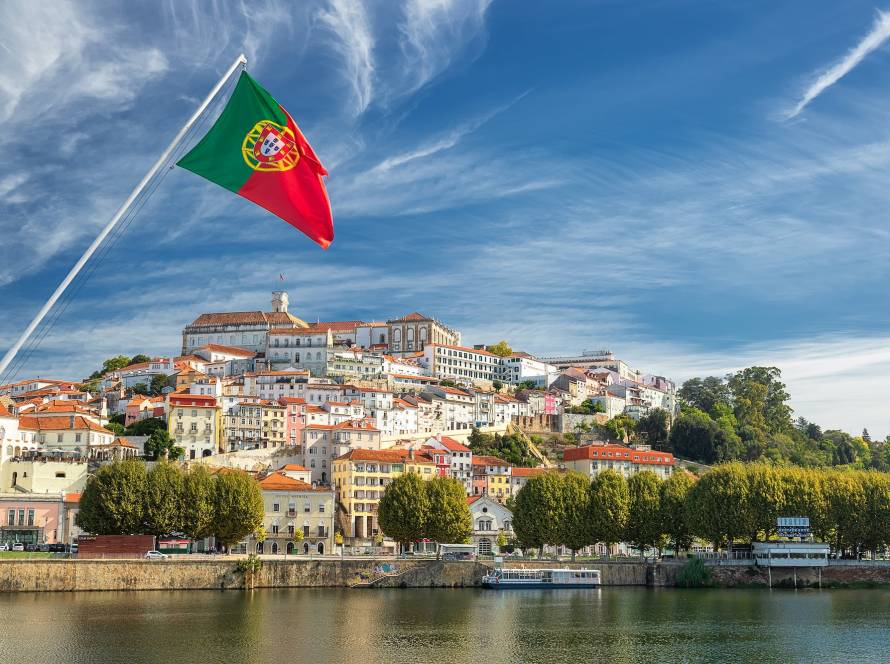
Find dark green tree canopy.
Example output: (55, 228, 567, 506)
(378, 473, 429, 548)
(424, 477, 472, 545)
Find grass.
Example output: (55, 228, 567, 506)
(0, 551, 54, 559)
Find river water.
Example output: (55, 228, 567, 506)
(2, 587, 888, 663)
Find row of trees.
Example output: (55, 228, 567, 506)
(377, 474, 472, 553)
(76, 460, 264, 548)
(511, 464, 890, 559)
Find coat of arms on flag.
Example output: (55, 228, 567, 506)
(242, 120, 300, 171)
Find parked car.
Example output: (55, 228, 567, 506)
(0, 542, 9, 551)
(48, 543, 66, 553)
(24, 543, 40, 552)
(11, 543, 24, 551)
(144, 550, 168, 560)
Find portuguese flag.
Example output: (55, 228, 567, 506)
(177, 71, 333, 248)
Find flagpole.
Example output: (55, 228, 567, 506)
(0, 53, 248, 382)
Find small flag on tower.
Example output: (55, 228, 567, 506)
(177, 71, 334, 248)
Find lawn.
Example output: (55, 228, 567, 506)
(0, 551, 54, 559)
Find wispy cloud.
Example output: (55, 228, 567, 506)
(314, 0, 375, 117)
(787, 9, 890, 118)
(394, 0, 493, 98)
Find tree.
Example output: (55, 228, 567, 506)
(744, 465, 784, 542)
(129, 354, 151, 365)
(487, 340, 513, 357)
(726, 366, 792, 435)
(659, 471, 696, 554)
(637, 408, 671, 450)
(212, 471, 264, 549)
(686, 463, 750, 551)
(106, 422, 125, 436)
(863, 428, 872, 443)
(587, 470, 629, 558)
(143, 462, 184, 537)
(85, 355, 132, 381)
(492, 379, 504, 393)
(496, 531, 508, 550)
(512, 473, 564, 558)
(125, 417, 167, 437)
(377, 473, 429, 552)
(76, 459, 148, 535)
(424, 476, 472, 552)
(823, 470, 867, 556)
(668, 409, 738, 464)
(144, 429, 184, 460)
(678, 376, 730, 415)
(150, 374, 170, 395)
(560, 472, 591, 560)
(624, 471, 663, 559)
(604, 414, 636, 443)
(181, 465, 215, 540)
(130, 383, 151, 396)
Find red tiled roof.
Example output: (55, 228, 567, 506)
(18, 415, 112, 434)
(188, 311, 308, 328)
(563, 444, 674, 466)
(336, 448, 434, 463)
(168, 393, 217, 406)
(437, 436, 471, 453)
(279, 464, 309, 471)
(511, 467, 547, 477)
(389, 312, 429, 322)
(473, 455, 511, 467)
(64, 493, 81, 503)
(198, 343, 256, 358)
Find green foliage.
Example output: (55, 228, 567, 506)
(516, 380, 539, 391)
(129, 354, 152, 365)
(587, 470, 629, 549)
(492, 379, 504, 392)
(212, 471, 264, 548)
(424, 477, 473, 545)
(560, 472, 592, 556)
(637, 408, 671, 450)
(76, 459, 148, 535)
(109, 413, 126, 426)
(85, 355, 133, 381)
(565, 399, 606, 415)
(439, 380, 457, 388)
(512, 472, 565, 553)
(487, 340, 513, 357)
(105, 422, 125, 436)
(130, 383, 151, 396)
(624, 471, 663, 555)
(144, 429, 184, 461)
(377, 473, 429, 549)
(125, 417, 167, 437)
(181, 465, 215, 540)
(235, 553, 263, 575)
(468, 428, 540, 467)
(143, 462, 184, 537)
(150, 374, 169, 395)
(686, 463, 751, 549)
(675, 558, 711, 588)
(669, 408, 739, 464)
(659, 472, 696, 552)
(604, 414, 636, 443)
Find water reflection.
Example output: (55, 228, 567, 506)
(1, 588, 889, 663)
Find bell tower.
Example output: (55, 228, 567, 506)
(271, 291, 289, 313)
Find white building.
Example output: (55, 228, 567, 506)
(421, 344, 500, 384)
(467, 495, 513, 555)
(498, 353, 558, 387)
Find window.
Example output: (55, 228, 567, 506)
(271, 524, 279, 535)
(273, 503, 280, 512)
(319, 503, 325, 513)
(18, 509, 25, 526)
(27, 509, 34, 526)
(6, 509, 13, 526)
(304, 501, 311, 513)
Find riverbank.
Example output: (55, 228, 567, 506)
(2, 558, 890, 592)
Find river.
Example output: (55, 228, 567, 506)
(2, 587, 888, 662)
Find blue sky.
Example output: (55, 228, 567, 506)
(2, 0, 890, 435)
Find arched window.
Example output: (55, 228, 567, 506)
(256, 542, 264, 554)
(317, 542, 324, 555)
(407, 328, 414, 342)
(303, 542, 310, 555)
(287, 541, 295, 554)
(316, 352, 322, 361)
(419, 327, 428, 343)
(393, 329, 401, 342)
(271, 542, 279, 554)
(379, 333, 385, 344)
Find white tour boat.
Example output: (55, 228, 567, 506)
(481, 567, 601, 589)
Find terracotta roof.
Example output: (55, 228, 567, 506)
(563, 444, 674, 466)
(112, 437, 138, 449)
(511, 467, 547, 477)
(0, 403, 12, 417)
(198, 343, 256, 358)
(389, 312, 429, 322)
(168, 393, 217, 406)
(259, 471, 319, 491)
(64, 493, 81, 503)
(388, 373, 435, 381)
(467, 495, 482, 505)
(279, 464, 309, 471)
(473, 455, 511, 467)
(187, 311, 308, 328)
(18, 415, 113, 435)
(278, 397, 306, 405)
(336, 448, 434, 464)
(436, 436, 471, 453)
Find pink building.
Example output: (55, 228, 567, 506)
(279, 397, 307, 448)
(0, 493, 80, 546)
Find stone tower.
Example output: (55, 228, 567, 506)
(271, 291, 289, 313)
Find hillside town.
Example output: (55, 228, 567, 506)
(0, 291, 679, 555)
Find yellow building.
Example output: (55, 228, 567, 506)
(167, 393, 222, 459)
(472, 455, 513, 503)
(250, 470, 335, 555)
(333, 448, 435, 541)
(261, 401, 286, 448)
